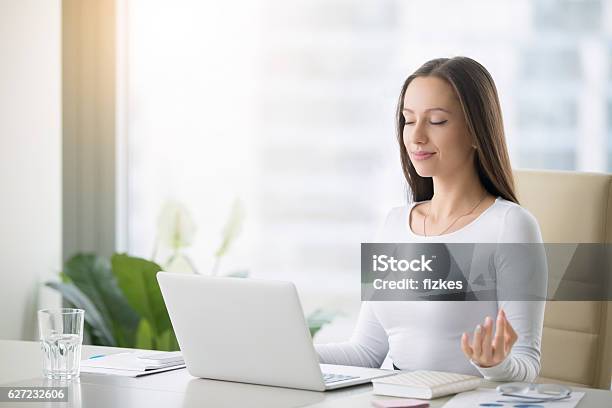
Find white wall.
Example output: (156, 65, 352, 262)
(0, 0, 62, 340)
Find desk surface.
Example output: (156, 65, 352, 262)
(0, 340, 610, 407)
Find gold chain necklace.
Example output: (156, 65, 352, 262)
(423, 191, 488, 237)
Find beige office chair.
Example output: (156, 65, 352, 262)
(514, 169, 612, 389)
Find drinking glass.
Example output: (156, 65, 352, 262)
(38, 308, 84, 380)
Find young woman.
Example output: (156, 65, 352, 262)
(315, 57, 545, 382)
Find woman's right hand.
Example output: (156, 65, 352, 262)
(460, 309, 518, 368)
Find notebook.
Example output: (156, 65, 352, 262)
(372, 370, 481, 399)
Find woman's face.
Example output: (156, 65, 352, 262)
(402, 76, 475, 178)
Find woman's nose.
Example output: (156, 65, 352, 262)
(407, 121, 428, 144)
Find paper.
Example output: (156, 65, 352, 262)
(442, 388, 585, 408)
(372, 398, 430, 408)
(80, 352, 186, 377)
(81, 364, 186, 377)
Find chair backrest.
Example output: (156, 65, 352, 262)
(514, 169, 612, 389)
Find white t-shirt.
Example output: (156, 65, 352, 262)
(315, 196, 546, 381)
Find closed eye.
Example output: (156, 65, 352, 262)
(404, 120, 447, 126)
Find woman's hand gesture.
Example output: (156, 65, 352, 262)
(461, 309, 518, 368)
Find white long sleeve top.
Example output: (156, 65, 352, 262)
(315, 197, 546, 381)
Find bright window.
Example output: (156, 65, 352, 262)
(120, 0, 612, 295)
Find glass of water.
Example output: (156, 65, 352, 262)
(38, 308, 84, 380)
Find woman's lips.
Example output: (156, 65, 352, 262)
(411, 152, 436, 161)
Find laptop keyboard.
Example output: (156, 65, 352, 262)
(322, 372, 359, 384)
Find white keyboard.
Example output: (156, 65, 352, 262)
(322, 372, 359, 384)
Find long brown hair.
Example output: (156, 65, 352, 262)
(396, 57, 518, 204)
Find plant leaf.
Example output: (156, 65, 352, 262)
(62, 254, 140, 347)
(157, 330, 171, 351)
(214, 199, 245, 258)
(169, 329, 180, 351)
(156, 329, 180, 351)
(111, 254, 172, 339)
(45, 281, 115, 346)
(135, 319, 153, 349)
(306, 308, 339, 339)
(226, 269, 249, 278)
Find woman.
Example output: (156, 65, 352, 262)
(315, 57, 545, 382)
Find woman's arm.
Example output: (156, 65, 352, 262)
(314, 301, 389, 368)
(462, 205, 547, 382)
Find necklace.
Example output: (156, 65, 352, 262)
(423, 191, 488, 237)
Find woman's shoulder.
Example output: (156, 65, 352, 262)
(492, 198, 543, 243)
(492, 197, 538, 223)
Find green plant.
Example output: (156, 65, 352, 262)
(46, 253, 179, 351)
(306, 308, 339, 338)
(47, 201, 337, 348)
(112, 254, 179, 350)
(47, 253, 336, 347)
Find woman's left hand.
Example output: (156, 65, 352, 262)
(460, 308, 518, 368)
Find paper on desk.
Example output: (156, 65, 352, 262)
(442, 388, 585, 408)
(80, 352, 186, 377)
(81, 364, 186, 377)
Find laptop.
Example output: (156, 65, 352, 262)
(157, 272, 396, 391)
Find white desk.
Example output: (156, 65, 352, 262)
(0, 340, 610, 407)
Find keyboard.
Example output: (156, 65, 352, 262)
(322, 372, 359, 384)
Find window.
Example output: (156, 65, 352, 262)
(119, 0, 612, 293)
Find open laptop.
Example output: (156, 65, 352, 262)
(157, 272, 396, 391)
